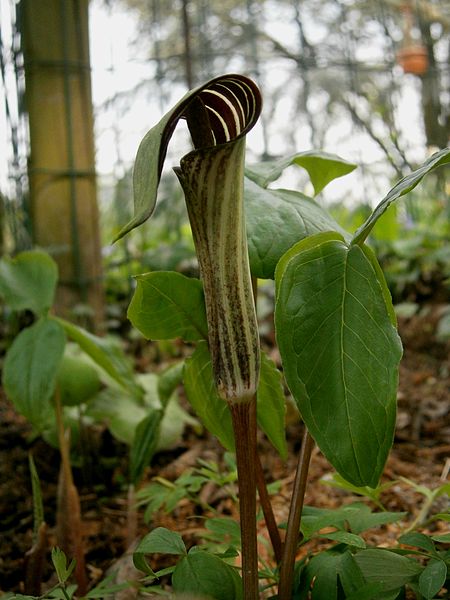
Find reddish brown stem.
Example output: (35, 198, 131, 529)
(278, 429, 315, 600)
(251, 274, 283, 565)
(230, 400, 259, 600)
(255, 454, 283, 564)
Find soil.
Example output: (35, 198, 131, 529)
(0, 305, 449, 598)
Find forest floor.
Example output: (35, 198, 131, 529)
(0, 303, 449, 597)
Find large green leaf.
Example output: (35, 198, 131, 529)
(275, 232, 402, 487)
(352, 147, 450, 246)
(115, 74, 261, 241)
(87, 372, 159, 445)
(419, 560, 447, 599)
(55, 317, 143, 399)
(128, 271, 208, 341)
(86, 388, 148, 445)
(158, 394, 200, 450)
(183, 343, 288, 456)
(343, 583, 387, 600)
(129, 410, 163, 485)
(183, 342, 235, 451)
(245, 178, 348, 279)
(398, 532, 436, 554)
(56, 352, 102, 407)
(257, 352, 287, 459)
(246, 151, 357, 194)
(172, 548, 242, 600)
(354, 549, 423, 592)
(0, 250, 58, 316)
(157, 361, 184, 408)
(298, 547, 366, 600)
(432, 532, 450, 543)
(87, 370, 194, 465)
(301, 503, 405, 540)
(318, 530, 365, 548)
(3, 317, 66, 429)
(150, 365, 200, 453)
(138, 527, 187, 556)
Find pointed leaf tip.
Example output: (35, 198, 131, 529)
(0, 250, 58, 316)
(352, 147, 450, 246)
(246, 150, 357, 193)
(275, 233, 402, 486)
(114, 74, 262, 242)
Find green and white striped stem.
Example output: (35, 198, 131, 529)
(175, 139, 259, 403)
(117, 74, 264, 598)
(115, 73, 262, 405)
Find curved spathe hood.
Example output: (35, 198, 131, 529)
(114, 74, 262, 242)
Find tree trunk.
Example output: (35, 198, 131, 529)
(21, 0, 104, 327)
(418, 16, 449, 148)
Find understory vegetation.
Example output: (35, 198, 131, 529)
(0, 74, 449, 600)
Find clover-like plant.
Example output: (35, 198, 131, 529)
(116, 72, 450, 599)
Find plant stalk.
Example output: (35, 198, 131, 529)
(55, 390, 88, 595)
(230, 399, 259, 600)
(126, 483, 138, 547)
(255, 454, 283, 564)
(278, 429, 315, 600)
(24, 521, 47, 595)
(250, 274, 283, 564)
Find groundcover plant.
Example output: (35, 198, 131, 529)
(0, 243, 200, 596)
(114, 73, 450, 599)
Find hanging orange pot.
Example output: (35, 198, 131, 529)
(397, 44, 429, 75)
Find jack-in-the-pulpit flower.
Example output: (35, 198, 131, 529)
(115, 74, 262, 403)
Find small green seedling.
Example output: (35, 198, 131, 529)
(0, 251, 190, 593)
(136, 454, 238, 521)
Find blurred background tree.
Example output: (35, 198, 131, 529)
(123, 0, 449, 166)
(0, 0, 448, 320)
(20, 0, 104, 326)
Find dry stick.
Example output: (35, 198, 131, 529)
(55, 391, 88, 595)
(277, 429, 315, 600)
(230, 399, 259, 600)
(255, 455, 283, 564)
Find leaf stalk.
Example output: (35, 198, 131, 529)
(230, 399, 259, 599)
(278, 429, 315, 599)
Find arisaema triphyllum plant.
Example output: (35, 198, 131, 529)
(115, 73, 450, 599)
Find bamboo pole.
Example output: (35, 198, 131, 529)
(21, 0, 104, 327)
